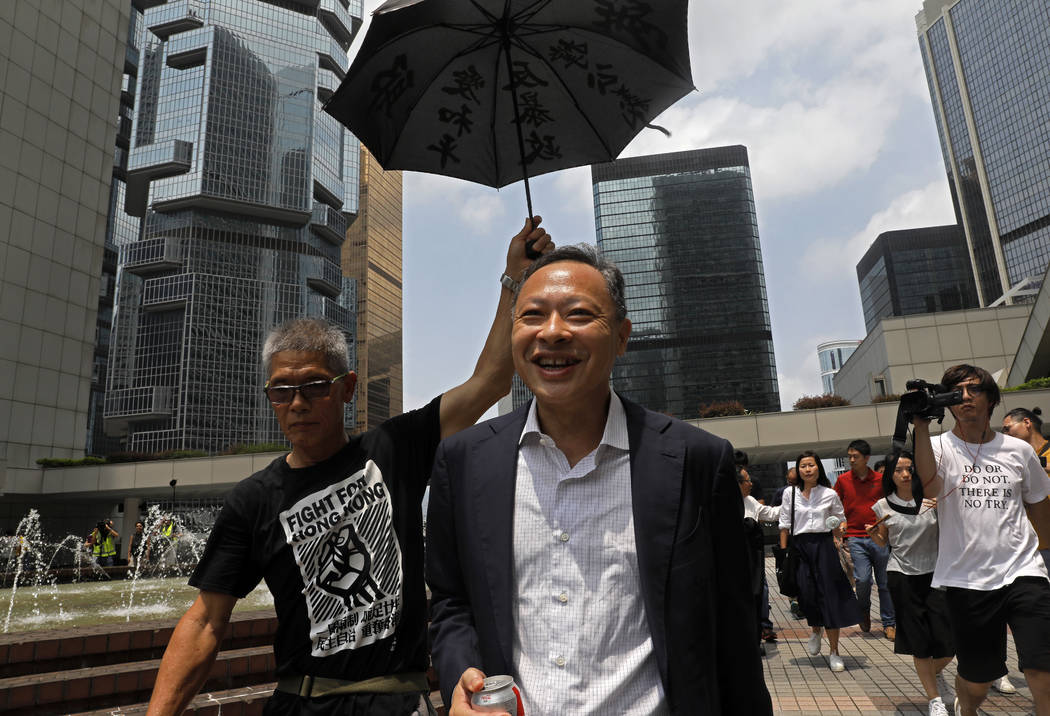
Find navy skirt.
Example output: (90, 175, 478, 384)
(794, 532, 860, 629)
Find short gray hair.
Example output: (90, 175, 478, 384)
(515, 244, 627, 321)
(262, 318, 349, 377)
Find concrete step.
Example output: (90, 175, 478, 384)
(73, 682, 278, 716)
(70, 686, 448, 716)
(0, 644, 275, 715)
(0, 610, 276, 678)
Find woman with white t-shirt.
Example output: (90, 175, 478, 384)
(779, 451, 860, 672)
(869, 451, 954, 716)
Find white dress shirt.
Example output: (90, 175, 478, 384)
(744, 494, 779, 523)
(511, 393, 667, 716)
(778, 485, 845, 535)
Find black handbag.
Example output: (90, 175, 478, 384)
(772, 488, 801, 598)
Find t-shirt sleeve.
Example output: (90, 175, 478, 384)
(377, 395, 443, 494)
(1021, 446, 1050, 505)
(189, 484, 263, 598)
(872, 499, 886, 521)
(930, 435, 945, 478)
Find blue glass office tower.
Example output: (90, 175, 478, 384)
(592, 146, 781, 419)
(105, 0, 363, 453)
(856, 225, 979, 333)
(917, 0, 1050, 306)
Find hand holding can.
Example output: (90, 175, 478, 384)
(470, 675, 524, 716)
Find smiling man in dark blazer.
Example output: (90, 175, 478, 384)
(426, 245, 772, 716)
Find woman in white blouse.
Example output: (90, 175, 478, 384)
(869, 451, 954, 716)
(779, 451, 860, 672)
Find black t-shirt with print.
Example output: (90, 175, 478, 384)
(190, 396, 441, 686)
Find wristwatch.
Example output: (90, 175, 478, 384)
(500, 272, 519, 292)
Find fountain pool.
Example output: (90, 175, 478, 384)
(0, 575, 274, 633)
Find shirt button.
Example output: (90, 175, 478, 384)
(555, 656, 566, 667)
(558, 593, 568, 603)
(559, 532, 569, 543)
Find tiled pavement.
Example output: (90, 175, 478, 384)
(760, 556, 1036, 715)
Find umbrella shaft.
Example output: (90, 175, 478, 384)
(500, 19, 533, 219)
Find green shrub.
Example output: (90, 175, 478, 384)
(36, 457, 107, 468)
(156, 449, 208, 460)
(697, 400, 749, 418)
(106, 450, 207, 463)
(793, 394, 851, 410)
(872, 393, 902, 404)
(1004, 377, 1050, 392)
(222, 442, 288, 454)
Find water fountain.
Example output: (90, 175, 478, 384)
(0, 508, 279, 715)
(1, 508, 272, 634)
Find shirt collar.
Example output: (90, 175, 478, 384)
(520, 391, 629, 453)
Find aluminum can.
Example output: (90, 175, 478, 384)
(470, 675, 524, 715)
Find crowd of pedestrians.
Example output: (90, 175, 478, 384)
(751, 363, 1050, 716)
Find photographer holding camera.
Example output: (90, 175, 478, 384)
(91, 519, 120, 567)
(910, 364, 1050, 716)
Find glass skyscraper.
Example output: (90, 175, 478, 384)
(592, 146, 781, 419)
(818, 340, 862, 396)
(917, 0, 1050, 306)
(856, 225, 979, 333)
(105, 0, 363, 453)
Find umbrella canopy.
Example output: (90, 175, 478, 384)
(324, 0, 693, 205)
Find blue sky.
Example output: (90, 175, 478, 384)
(352, 1, 958, 417)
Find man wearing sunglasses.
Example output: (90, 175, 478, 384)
(146, 218, 552, 716)
(912, 364, 1050, 716)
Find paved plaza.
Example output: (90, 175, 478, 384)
(760, 555, 1036, 715)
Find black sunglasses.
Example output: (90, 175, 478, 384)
(264, 373, 349, 405)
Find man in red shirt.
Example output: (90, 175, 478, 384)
(834, 439, 896, 640)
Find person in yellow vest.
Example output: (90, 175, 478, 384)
(91, 519, 119, 567)
(155, 516, 180, 568)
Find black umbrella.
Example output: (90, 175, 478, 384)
(324, 0, 694, 217)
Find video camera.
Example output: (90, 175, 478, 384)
(899, 379, 963, 422)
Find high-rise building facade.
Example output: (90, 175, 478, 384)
(818, 340, 862, 395)
(917, 0, 1050, 306)
(856, 225, 978, 333)
(105, 0, 362, 453)
(89, 7, 146, 457)
(342, 147, 403, 432)
(1, 0, 132, 476)
(593, 146, 781, 419)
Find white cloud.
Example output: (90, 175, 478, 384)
(688, 1, 924, 93)
(552, 166, 594, 213)
(800, 178, 956, 279)
(626, 80, 901, 200)
(404, 173, 508, 233)
(616, 2, 936, 201)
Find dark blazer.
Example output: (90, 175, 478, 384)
(426, 395, 772, 715)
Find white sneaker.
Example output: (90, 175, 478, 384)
(807, 628, 823, 655)
(829, 653, 844, 672)
(993, 675, 1016, 694)
(928, 697, 948, 716)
